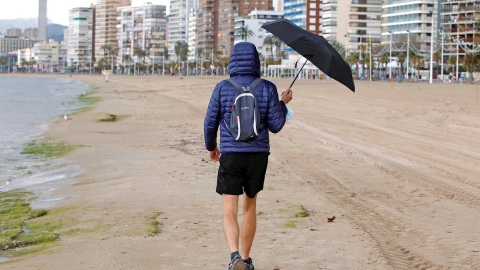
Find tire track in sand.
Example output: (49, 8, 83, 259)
(283, 120, 480, 269)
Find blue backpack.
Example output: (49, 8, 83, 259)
(224, 78, 263, 141)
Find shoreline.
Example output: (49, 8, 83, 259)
(1, 74, 479, 269)
(0, 75, 91, 207)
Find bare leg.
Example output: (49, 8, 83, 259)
(241, 193, 258, 260)
(222, 194, 240, 253)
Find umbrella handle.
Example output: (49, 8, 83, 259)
(290, 59, 308, 88)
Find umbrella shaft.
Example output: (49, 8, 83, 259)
(290, 59, 308, 88)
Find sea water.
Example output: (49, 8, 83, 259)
(0, 76, 90, 208)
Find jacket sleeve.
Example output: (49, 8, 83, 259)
(265, 84, 287, 133)
(204, 84, 222, 151)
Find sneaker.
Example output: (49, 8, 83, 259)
(244, 257, 254, 270)
(228, 255, 245, 270)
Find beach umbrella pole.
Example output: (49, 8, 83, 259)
(290, 59, 308, 88)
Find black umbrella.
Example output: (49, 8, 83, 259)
(261, 19, 355, 92)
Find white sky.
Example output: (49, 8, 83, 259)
(0, 0, 170, 25)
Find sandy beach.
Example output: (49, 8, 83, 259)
(2, 74, 480, 269)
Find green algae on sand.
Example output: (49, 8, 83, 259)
(0, 190, 59, 251)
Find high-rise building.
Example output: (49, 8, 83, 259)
(117, 3, 167, 66)
(197, 0, 273, 57)
(382, 0, 437, 53)
(321, 0, 382, 53)
(273, 0, 284, 11)
(38, 0, 48, 41)
(24, 28, 39, 39)
(349, 0, 382, 50)
(67, 7, 94, 69)
(283, 0, 307, 30)
(196, 0, 215, 59)
(306, 0, 322, 35)
(94, 0, 131, 60)
(187, 8, 197, 61)
(7, 28, 22, 37)
(167, 0, 196, 61)
(234, 10, 284, 57)
(441, 0, 480, 69)
(1, 36, 37, 55)
(32, 39, 60, 71)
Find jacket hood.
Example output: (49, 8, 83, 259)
(228, 42, 261, 77)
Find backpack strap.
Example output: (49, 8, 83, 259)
(227, 78, 263, 93)
(247, 78, 263, 93)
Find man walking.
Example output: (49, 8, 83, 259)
(204, 42, 292, 270)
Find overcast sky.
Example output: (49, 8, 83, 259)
(0, 0, 169, 25)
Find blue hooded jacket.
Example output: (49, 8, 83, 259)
(204, 42, 287, 154)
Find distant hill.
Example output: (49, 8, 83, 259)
(0, 19, 66, 43)
(0, 18, 37, 35)
(47, 24, 67, 43)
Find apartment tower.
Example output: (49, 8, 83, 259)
(321, 0, 382, 53)
(197, 0, 273, 58)
(24, 28, 39, 39)
(234, 10, 284, 57)
(441, 0, 480, 67)
(6, 28, 22, 37)
(117, 3, 167, 65)
(382, 0, 437, 53)
(167, 0, 197, 60)
(67, 7, 94, 68)
(94, 0, 131, 60)
(38, 0, 48, 41)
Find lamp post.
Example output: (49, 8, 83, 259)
(344, 34, 348, 57)
(151, 56, 154, 75)
(406, 30, 410, 79)
(369, 36, 372, 82)
(389, 31, 392, 80)
(456, 27, 459, 80)
(429, 11, 434, 84)
(441, 27, 444, 80)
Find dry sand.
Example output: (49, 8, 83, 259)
(2, 74, 480, 269)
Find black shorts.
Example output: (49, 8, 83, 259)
(216, 152, 270, 198)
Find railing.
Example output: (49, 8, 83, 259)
(442, 6, 480, 12)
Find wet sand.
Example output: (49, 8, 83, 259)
(3, 74, 480, 269)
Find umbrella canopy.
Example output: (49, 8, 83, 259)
(261, 19, 355, 92)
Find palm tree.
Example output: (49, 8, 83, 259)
(411, 53, 424, 79)
(174, 41, 188, 74)
(463, 53, 478, 82)
(397, 52, 406, 78)
(330, 41, 345, 58)
(0, 57, 8, 72)
(20, 58, 27, 71)
(134, 48, 147, 74)
(347, 53, 360, 79)
(124, 55, 132, 74)
(379, 54, 388, 79)
(237, 25, 255, 42)
(195, 48, 203, 75)
(433, 51, 442, 73)
(448, 56, 457, 76)
(272, 36, 282, 60)
(29, 57, 37, 72)
(277, 51, 288, 61)
(263, 35, 274, 58)
(179, 42, 189, 74)
(359, 44, 367, 78)
(100, 45, 113, 59)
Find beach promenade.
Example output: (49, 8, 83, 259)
(2, 74, 480, 269)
